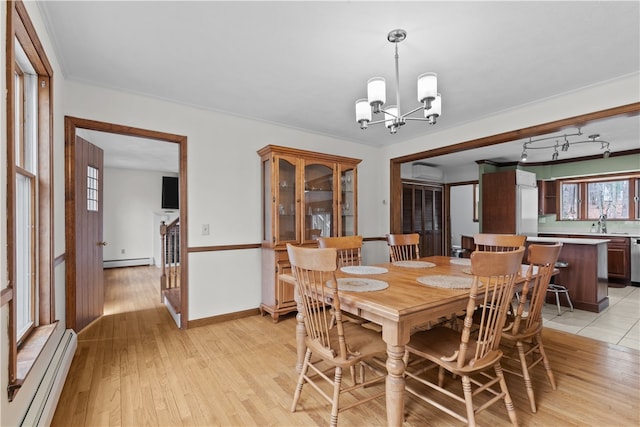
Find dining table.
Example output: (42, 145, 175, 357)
(280, 255, 532, 426)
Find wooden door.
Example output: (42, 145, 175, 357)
(402, 182, 444, 257)
(66, 136, 104, 331)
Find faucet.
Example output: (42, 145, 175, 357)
(597, 214, 607, 234)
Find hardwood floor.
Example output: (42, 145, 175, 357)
(52, 266, 640, 426)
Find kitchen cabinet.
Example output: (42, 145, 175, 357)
(481, 169, 538, 235)
(257, 145, 361, 321)
(607, 236, 631, 283)
(537, 180, 557, 215)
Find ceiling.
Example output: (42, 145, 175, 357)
(38, 1, 639, 172)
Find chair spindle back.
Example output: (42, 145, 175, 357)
(459, 247, 525, 369)
(287, 244, 347, 360)
(510, 243, 562, 335)
(317, 236, 363, 267)
(473, 233, 526, 252)
(387, 233, 420, 262)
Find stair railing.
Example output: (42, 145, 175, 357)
(160, 218, 180, 302)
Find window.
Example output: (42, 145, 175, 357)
(559, 175, 638, 221)
(14, 52, 38, 344)
(560, 182, 579, 220)
(87, 166, 99, 211)
(6, 0, 54, 399)
(587, 180, 629, 219)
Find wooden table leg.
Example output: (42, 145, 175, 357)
(385, 343, 407, 426)
(295, 301, 306, 373)
(296, 311, 307, 373)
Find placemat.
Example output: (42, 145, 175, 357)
(392, 260, 436, 268)
(449, 258, 471, 266)
(340, 266, 389, 275)
(333, 278, 389, 292)
(416, 275, 473, 289)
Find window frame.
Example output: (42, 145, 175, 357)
(5, 0, 55, 399)
(558, 172, 639, 221)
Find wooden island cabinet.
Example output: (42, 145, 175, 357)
(258, 145, 361, 322)
(539, 233, 631, 284)
(528, 236, 610, 312)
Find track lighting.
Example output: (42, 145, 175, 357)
(517, 129, 613, 162)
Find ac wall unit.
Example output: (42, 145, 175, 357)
(412, 163, 444, 182)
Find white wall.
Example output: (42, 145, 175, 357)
(102, 167, 177, 262)
(63, 81, 385, 320)
(450, 185, 480, 247)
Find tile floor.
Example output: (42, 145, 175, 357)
(542, 285, 640, 350)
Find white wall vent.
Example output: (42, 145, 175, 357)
(412, 163, 444, 182)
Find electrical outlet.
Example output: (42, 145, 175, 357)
(201, 224, 210, 235)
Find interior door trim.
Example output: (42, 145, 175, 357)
(64, 116, 189, 329)
(389, 103, 640, 243)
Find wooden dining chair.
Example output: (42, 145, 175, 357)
(403, 247, 525, 426)
(386, 233, 420, 262)
(500, 242, 562, 413)
(286, 244, 386, 427)
(317, 235, 363, 267)
(473, 233, 527, 318)
(473, 233, 526, 252)
(317, 235, 371, 329)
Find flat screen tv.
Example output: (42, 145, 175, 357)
(162, 176, 179, 210)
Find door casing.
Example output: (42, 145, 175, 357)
(64, 116, 188, 330)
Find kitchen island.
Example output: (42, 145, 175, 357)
(527, 236, 610, 313)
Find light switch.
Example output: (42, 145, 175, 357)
(201, 224, 210, 235)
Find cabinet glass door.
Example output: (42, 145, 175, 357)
(303, 162, 334, 243)
(276, 157, 297, 244)
(340, 167, 356, 236)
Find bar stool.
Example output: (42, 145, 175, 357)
(547, 261, 573, 315)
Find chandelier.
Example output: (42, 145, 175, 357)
(355, 29, 442, 134)
(520, 128, 612, 162)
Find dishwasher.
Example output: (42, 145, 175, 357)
(631, 237, 640, 285)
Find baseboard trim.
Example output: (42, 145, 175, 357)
(187, 308, 261, 329)
(103, 258, 153, 268)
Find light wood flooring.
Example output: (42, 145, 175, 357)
(52, 266, 640, 426)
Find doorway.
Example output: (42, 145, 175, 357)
(64, 116, 188, 330)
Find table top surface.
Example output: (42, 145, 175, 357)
(283, 256, 530, 323)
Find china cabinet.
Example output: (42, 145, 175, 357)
(257, 145, 361, 321)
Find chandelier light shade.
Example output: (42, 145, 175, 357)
(355, 98, 371, 124)
(355, 29, 442, 133)
(519, 129, 613, 162)
(417, 72, 437, 105)
(367, 77, 386, 112)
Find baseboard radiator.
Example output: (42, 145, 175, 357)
(103, 257, 154, 268)
(20, 329, 77, 427)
